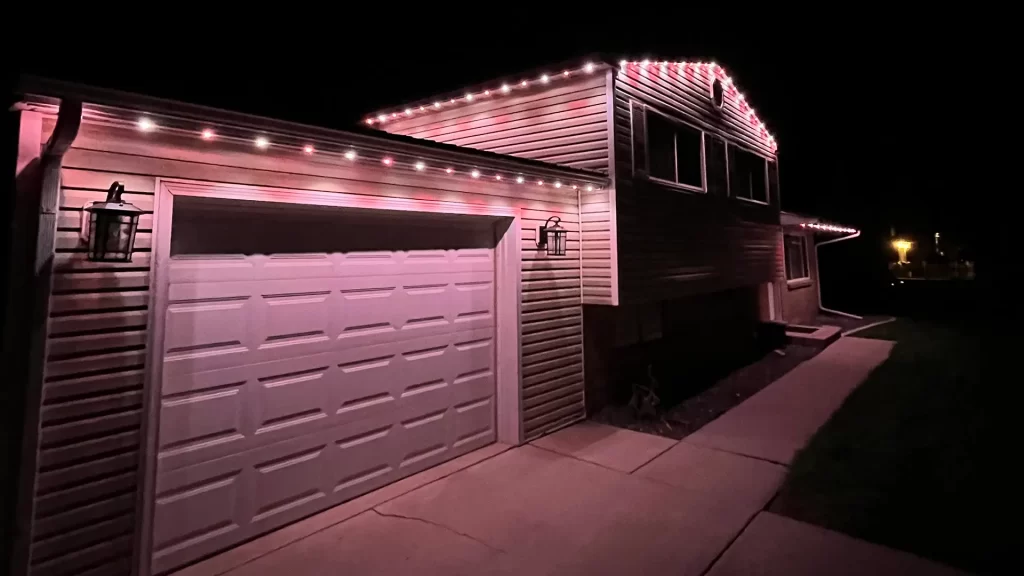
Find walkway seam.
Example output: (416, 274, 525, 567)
(843, 316, 896, 336)
(680, 438, 790, 468)
(698, 510, 765, 576)
(527, 442, 635, 475)
(370, 509, 507, 554)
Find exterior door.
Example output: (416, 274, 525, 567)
(148, 201, 497, 574)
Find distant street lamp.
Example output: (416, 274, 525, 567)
(892, 239, 912, 264)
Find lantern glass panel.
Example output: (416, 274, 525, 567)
(548, 228, 567, 256)
(89, 210, 140, 262)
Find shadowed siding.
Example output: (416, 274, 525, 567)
(377, 71, 618, 306)
(613, 66, 781, 303)
(28, 120, 588, 575)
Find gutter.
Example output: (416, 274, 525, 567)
(8, 99, 81, 576)
(815, 230, 862, 320)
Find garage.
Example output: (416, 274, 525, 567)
(148, 195, 505, 573)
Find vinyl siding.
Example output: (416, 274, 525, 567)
(613, 66, 781, 303)
(378, 71, 618, 306)
(778, 229, 820, 324)
(28, 119, 588, 576)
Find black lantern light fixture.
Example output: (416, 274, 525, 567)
(537, 216, 567, 256)
(84, 182, 143, 262)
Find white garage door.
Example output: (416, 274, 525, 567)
(149, 203, 497, 574)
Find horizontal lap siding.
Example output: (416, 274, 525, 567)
(378, 75, 609, 173)
(31, 122, 585, 574)
(613, 69, 780, 303)
(379, 72, 617, 306)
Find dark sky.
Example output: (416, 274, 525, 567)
(11, 16, 976, 248)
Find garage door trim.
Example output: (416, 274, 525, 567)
(135, 179, 523, 576)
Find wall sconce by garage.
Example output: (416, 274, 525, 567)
(537, 216, 567, 256)
(83, 182, 143, 262)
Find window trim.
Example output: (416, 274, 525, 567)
(727, 142, 771, 205)
(642, 105, 707, 194)
(784, 233, 811, 284)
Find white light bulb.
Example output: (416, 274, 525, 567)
(344, 150, 356, 160)
(584, 62, 595, 73)
(434, 101, 441, 108)
(255, 136, 269, 149)
(404, 108, 412, 116)
(537, 180, 544, 186)
(381, 157, 393, 166)
(484, 90, 490, 96)
(303, 145, 315, 155)
(640, 59, 650, 67)
(554, 181, 562, 188)
(563, 70, 569, 77)
(619, 60, 628, 68)
(521, 80, 528, 87)
(495, 174, 502, 181)
(516, 176, 524, 184)
(445, 167, 454, 174)
(414, 161, 425, 171)
(465, 93, 474, 101)
(137, 117, 155, 132)
(501, 84, 510, 93)
(419, 106, 425, 111)
(201, 128, 215, 140)
(540, 74, 549, 83)
(378, 114, 387, 122)
(471, 170, 480, 178)
(586, 185, 594, 192)
(365, 118, 374, 125)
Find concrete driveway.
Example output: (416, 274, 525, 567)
(177, 427, 785, 576)
(176, 336, 962, 576)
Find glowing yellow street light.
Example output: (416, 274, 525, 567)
(892, 239, 912, 264)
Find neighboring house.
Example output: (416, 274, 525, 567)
(4, 59, 856, 576)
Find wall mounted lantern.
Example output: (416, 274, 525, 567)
(537, 216, 567, 256)
(84, 182, 143, 262)
(892, 239, 912, 264)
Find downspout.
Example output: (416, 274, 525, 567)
(8, 99, 82, 576)
(815, 230, 862, 320)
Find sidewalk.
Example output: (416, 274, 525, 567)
(175, 336, 965, 576)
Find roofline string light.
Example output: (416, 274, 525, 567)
(364, 58, 777, 153)
(129, 112, 603, 192)
(800, 222, 858, 234)
(366, 61, 599, 126)
(618, 59, 777, 152)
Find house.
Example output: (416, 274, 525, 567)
(4, 59, 856, 576)
(367, 58, 857, 409)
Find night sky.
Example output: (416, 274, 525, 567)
(10, 18, 977, 266)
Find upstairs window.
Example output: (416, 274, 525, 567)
(784, 234, 810, 281)
(644, 108, 705, 191)
(705, 134, 728, 196)
(729, 145, 768, 203)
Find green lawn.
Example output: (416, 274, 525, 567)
(769, 319, 994, 573)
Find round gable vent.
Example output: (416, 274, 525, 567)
(711, 78, 725, 110)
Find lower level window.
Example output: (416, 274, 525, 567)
(784, 234, 809, 281)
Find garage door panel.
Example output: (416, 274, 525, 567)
(151, 456, 248, 576)
(252, 365, 331, 440)
(260, 254, 335, 280)
(249, 436, 331, 530)
(158, 384, 248, 468)
(397, 410, 450, 471)
(331, 421, 397, 501)
(453, 396, 496, 450)
(167, 255, 254, 284)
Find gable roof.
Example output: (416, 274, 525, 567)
(364, 56, 777, 152)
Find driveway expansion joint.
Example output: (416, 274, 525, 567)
(370, 508, 507, 554)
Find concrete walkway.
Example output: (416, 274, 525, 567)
(686, 336, 895, 465)
(174, 335, 963, 576)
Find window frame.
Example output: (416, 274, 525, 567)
(642, 106, 706, 194)
(783, 233, 811, 284)
(728, 142, 771, 206)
